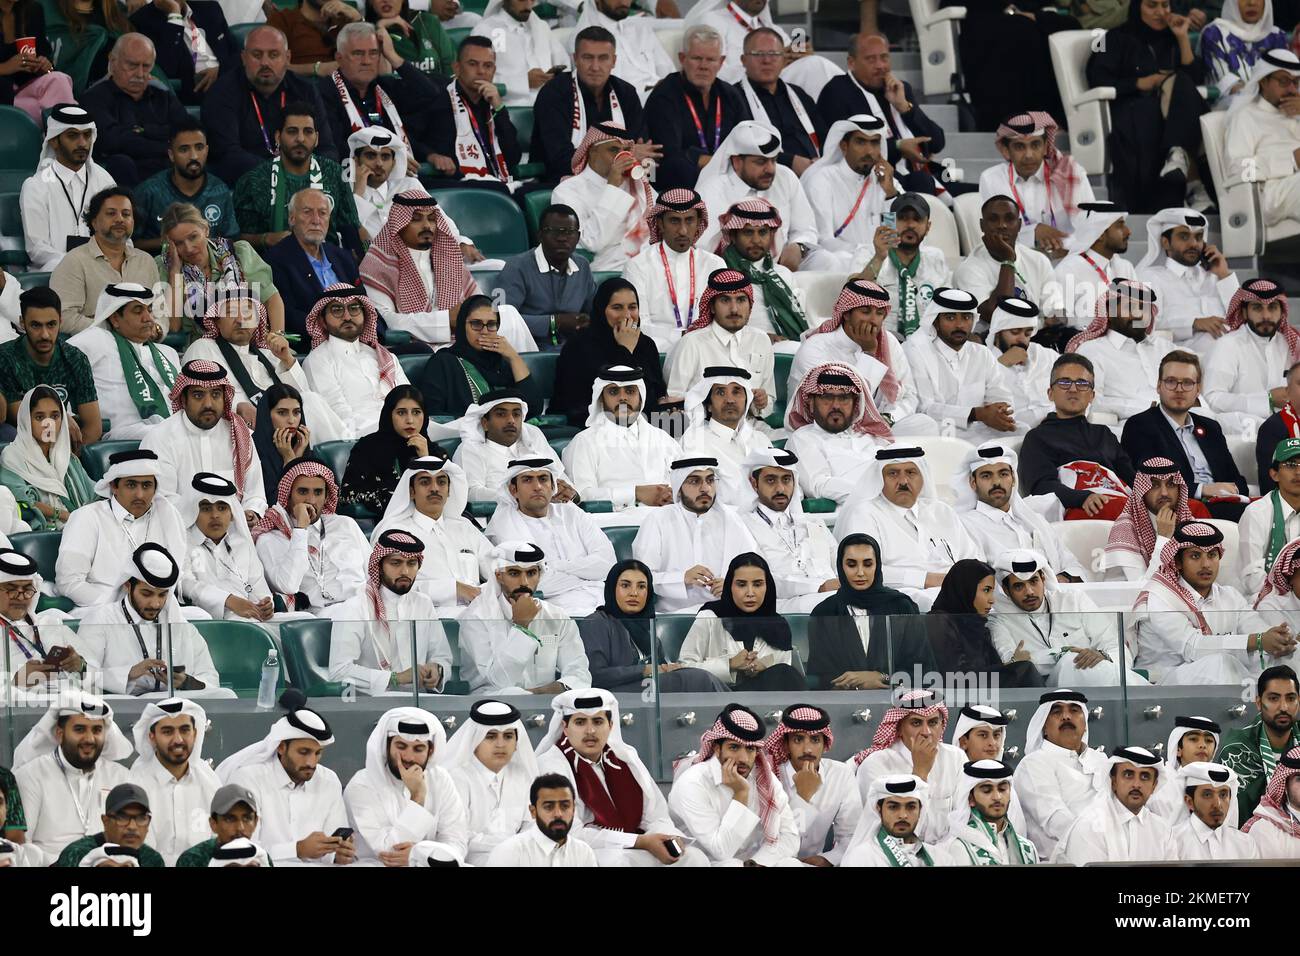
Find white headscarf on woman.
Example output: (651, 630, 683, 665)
(1210, 0, 1277, 44)
(1, 386, 75, 501)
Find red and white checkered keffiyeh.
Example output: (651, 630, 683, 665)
(168, 360, 254, 497)
(1104, 457, 1193, 566)
(1255, 538, 1300, 608)
(995, 110, 1083, 220)
(1242, 746, 1300, 838)
(366, 530, 424, 635)
(1225, 278, 1300, 365)
(1066, 278, 1160, 353)
(1134, 522, 1225, 636)
(853, 691, 949, 766)
(199, 295, 269, 349)
(809, 279, 899, 405)
(789, 362, 893, 439)
(570, 123, 651, 252)
(692, 705, 781, 846)
(359, 190, 477, 315)
(303, 284, 399, 391)
(646, 188, 708, 246)
(252, 459, 339, 541)
(686, 269, 754, 332)
(763, 705, 834, 769)
(713, 197, 781, 256)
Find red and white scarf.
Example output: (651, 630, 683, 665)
(569, 123, 651, 259)
(1134, 524, 1225, 636)
(810, 278, 900, 404)
(330, 69, 414, 159)
(449, 80, 513, 188)
(738, 77, 820, 156)
(571, 75, 625, 149)
(788, 361, 893, 439)
(365, 530, 424, 637)
(252, 459, 340, 541)
(692, 706, 781, 846)
(1241, 747, 1300, 838)
(1224, 277, 1300, 365)
(995, 110, 1083, 222)
(167, 359, 254, 497)
(1066, 278, 1160, 353)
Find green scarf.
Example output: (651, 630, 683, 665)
(874, 827, 934, 867)
(959, 808, 1036, 865)
(456, 357, 492, 404)
(269, 155, 324, 232)
(1261, 720, 1284, 781)
(1267, 490, 1291, 576)
(722, 246, 807, 341)
(112, 330, 178, 421)
(889, 249, 921, 339)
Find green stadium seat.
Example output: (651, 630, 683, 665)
(506, 105, 535, 148)
(229, 22, 262, 48)
(579, 499, 612, 513)
(279, 619, 347, 697)
(548, 434, 571, 460)
(802, 497, 835, 513)
(602, 525, 636, 563)
(429, 189, 530, 258)
(11, 530, 60, 581)
(17, 272, 50, 291)
(591, 271, 621, 287)
(0, 191, 27, 267)
(399, 352, 430, 381)
(768, 350, 794, 427)
(521, 351, 558, 402)
(0, 106, 42, 172)
(522, 188, 552, 243)
(468, 500, 495, 519)
(434, 436, 460, 460)
(194, 620, 282, 697)
(656, 614, 693, 662)
(315, 440, 356, 486)
(0, 170, 31, 192)
(447, 26, 473, 45)
(79, 440, 141, 481)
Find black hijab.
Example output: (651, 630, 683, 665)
(597, 558, 656, 656)
(928, 558, 1000, 670)
(449, 293, 511, 377)
(700, 552, 793, 651)
(815, 533, 919, 615)
(252, 383, 323, 503)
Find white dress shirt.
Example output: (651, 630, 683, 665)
(1171, 813, 1258, 860)
(989, 589, 1135, 686)
(1052, 249, 1137, 322)
(343, 760, 470, 860)
(254, 511, 370, 612)
(834, 495, 982, 593)
(446, 758, 533, 866)
(301, 335, 412, 440)
(485, 823, 600, 866)
(990, 342, 1057, 428)
(227, 757, 349, 864)
(1243, 804, 1300, 858)
(856, 740, 966, 844)
(903, 335, 1017, 437)
(960, 499, 1087, 579)
(742, 502, 837, 611)
(1134, 581, 1258, 684)
(977, 159, 1095, 247)
(56, 497, 191, 608)
(20, 158, 116, 271)
(471, 12, 565, 105)
(454, 426, 568, 503)
(1012, 740, 1109, 858)
(678, 609, 795, 685)
(1073, 329, 1166, 421)
(458, 592, 591, 694)
(1203, 324, 1292, 423)
(1159, 407, 1214, 494)
(326, 588, 453, 696)
(483, 502, 616, 616)
(665, 322, 776, 406)
(785, 423, 887, 504)
(1056, 792, 1176, 864)
(561, 415, 682, 510)
(127, 756, 220, 865)
(779, 757, 862, 865)
(696, 163, 818, 255)
(1137, 257, 1240, 346)
(185, 528, 273, 620)
(14, 752, 131, 865)
(66, 326, 181, 440)
(668, 757, 802, 865)
(951, 240, 1057, 314)
(623, 242, 727, 351)
(680, 418, 775, 507)
(801, 160, 891, 271)
(632, 502, 759, 611)
(139, 412, 268, 516)
(71, 597, 222, 695)
(551, 165, 642, 272)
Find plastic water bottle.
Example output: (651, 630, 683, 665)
(256, 649, 279, 711)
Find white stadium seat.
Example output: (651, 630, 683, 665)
(1048, 30, 1113, 178)
(953, 190, 982, 257)
(923, 193, 961, 269)
(1053, 518, 1113, 580)
(908, 0, 965, 97)
(1205, 517, 1244, 593)
(1199, 110, 1300, 260)
(910, 434, 976, 503)
(790, 270, 851, 322)
(1226, 431, 1260, 491)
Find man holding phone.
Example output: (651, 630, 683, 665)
(1135, 207, 1239, 354)
(801, 114, 898, 272)
(0, 548, 86, 696)
(471, 0, 567, 106)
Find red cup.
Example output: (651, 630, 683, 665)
(16, 37, 36, 57)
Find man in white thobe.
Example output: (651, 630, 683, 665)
(1067, 277, 1167, 421)
(1055, 746, 1177, 864)
(485, 774, 598, 866)
(623, 188, 726, 351)
(695, 121, 817, 267)
(562, 364, 681, 514)
(1051, 201, 1136, 324)
(471, 0, 567, 105)
(575, 0, 675, 100)
(369, 456, 493, 616)
(632, 456, 759, 612)
(71, 543, 224, 697)
(126, 698, 220, 865)
(551, 122, 652, 272)
(20, 105, 117, 272)
(140, 359, 268, 519)
(535, 688, 707, 867)
(956, 442, 1087, 580)
(668, 703, 802, 865)
(764, 704, 861, 866)
(1012, 689, 1110, 859)
(343, 707, 470, 864)
(1203, 277, 1299, 433)
(1223, 50, 1300, 229)
(0, 549, 84, 700)
(1135, 207, 1240, 354)
(679, 364, 774, 507)
(483, 459, 616, 616)
(452, 388, 572, 503)
(180, 472, 274, 623)
(458, 541, 593, 695)
(987, 297, 1057, 428)
(1171, 762, 1258, 860)
(1147, 716, 1231, 825)
(326, 530, 453, 696)
(741, 447, 838, 613)
(12, 692, 134, 866)
(218, 706, 356, 866)
(834, 446, 981, 609)
(800, 115, 897, 272)
(841, 774, 938, 867)
(939, 759, 1039, 865)
(55, 448, 191, 610)
(903, 287, 1020, 441)
(299, 285, 411, 440)
(711, 197, 808, 345)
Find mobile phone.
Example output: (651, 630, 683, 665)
(663, 838, 682, 858)
(882, 211, 897, 229)
(1199, 249, 1215, 271)
(44, 645, 69, 665)
(332, 827, 354, 840)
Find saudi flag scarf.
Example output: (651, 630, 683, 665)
(722, 246, 806, 340)
(112, 330, 178, 421)
(269, 155, 324, 232)
(890, 248, 921, 338)
(1266, 490, 1291, 576)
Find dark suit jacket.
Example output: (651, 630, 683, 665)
(130, 1, 240, 105)
(81, 78, 191, 179)
(1120, 406, 1248, 497)
(264, 236, 359, 342)
(815, 75, 944, 167)
(1257, 412, 1290, 493)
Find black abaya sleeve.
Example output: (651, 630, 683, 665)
(551, 335, 596, 426)
(1086, 31, 1144, 98)
(806, 605, 869, 686)
(415, 350, 472, 417)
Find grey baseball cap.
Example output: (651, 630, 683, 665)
(890, 192, 931, 219)
(105, 783, 150, 815)
(210, 784, 258, 815)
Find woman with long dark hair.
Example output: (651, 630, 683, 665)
(252, 383, 324, 505)
(339, 384, 449, 514)
(46, 0, 129, 94)
(928, 558, 1045, 688)
(417, 294, 544, 416)
(365, 0, 455, 77)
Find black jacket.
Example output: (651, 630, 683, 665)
(317, 63, 442, 168)
(641, 72, 749, 192)
(1257, 412, 1290, 494)
(1120, 406, 1248, 497)
(1019, 412, 1136, 508)
(201, 69, 340, 185)
(130, 1, 240, 104)
(263, 236, 359, 342)
(733, 78, 827, 169)
(531, 71, 644, 184)
(815, 75, 944, 168)
(81, 78, 192, 180)
(423, 81, 522, 182)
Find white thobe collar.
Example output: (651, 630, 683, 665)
(1111, 792, 1154, 827)
(109, 496, 155, 525)
(411, 508, 451, 532)
(278, 759, 308, 792)
(533, 244, 578, 276)
(881, 497, 922, 526)
(705, 417, 742, 445)
(707, 322, 745, 350)
(52, 159, 89, 190)
(974, 500, 1015, 525)
(522, 823, 568, 857)
(1161, 257, 1200, 280)
(1013, 163, 1047, 187)
(181, 411, 224, 441)
(325, 334, 365, 356)
(1104, 329, 1136, 352)
(659, 242, 700, 265)
(757, 502, 795, 528)
(137, 753, 194, 786)
(1186, 814, 1222, 844)
(410, 246, 435, 299)
(1040, 739, 1090, 764)
(935, 337, 964, 364)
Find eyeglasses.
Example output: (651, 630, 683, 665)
(325, 303, 365, 318)
(0, 584, 36, 598)
(1160, 377, 1199, 391)
(541, 226, 578, 237)
(466, 319, 500, 332)
(1051, 378, 1095, 391)
(108, 811, 151, 826)
(744, 50, 784, 59)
